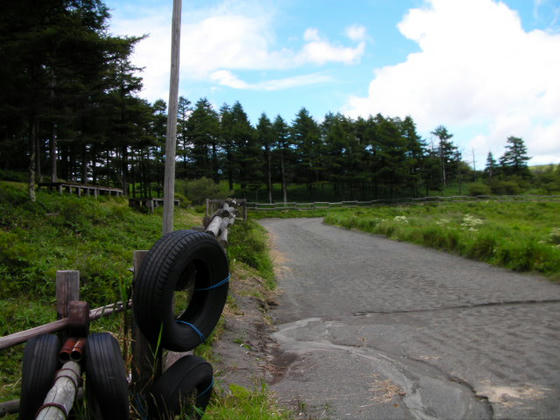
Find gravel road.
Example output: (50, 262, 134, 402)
(259, 218, 560, 420)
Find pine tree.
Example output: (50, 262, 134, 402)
(187, 98, 219, 180)
(499, 136, 531, 177)
(257, 113, 274, 203)
(272, 115, 291, 203)
(291, 108, 321, 193)
(485, 152, 497, 179)
(431, 125, 460, 188)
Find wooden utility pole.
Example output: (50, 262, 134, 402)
(163, 0, 182, 235)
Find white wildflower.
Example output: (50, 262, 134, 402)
(461, 214, 483, 232)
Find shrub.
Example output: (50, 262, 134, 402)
(489, 180, 521, 195)
(178, 177, 232, 205)
(467, 182, 491, 196)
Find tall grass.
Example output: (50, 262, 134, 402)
(324, 201, 560, 279)
(228, 220, 275, 289)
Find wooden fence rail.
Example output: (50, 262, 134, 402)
(206, 198, 247, 222)
(0, 298, 130, 351)
(0, 269, 132, 417)
(246, 194, 560, 211)
(39, 182, 123, 197)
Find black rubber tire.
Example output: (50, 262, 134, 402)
(85, 333, 129, 420)
(148, 355, 213, 419)
(133, 230, 229, 352)
(19, 334, 61, 420)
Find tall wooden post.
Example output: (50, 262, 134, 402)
(56, 270, 80, 319)
(162, 0, 182, 235)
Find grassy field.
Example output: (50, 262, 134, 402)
(0, 181, 289, 419)
(324, 200, 560, 279)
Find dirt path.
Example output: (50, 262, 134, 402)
(259, 218, 560, 419)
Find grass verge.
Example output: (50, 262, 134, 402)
(324, 200, 560, 279)
(228, 219, 276, 289)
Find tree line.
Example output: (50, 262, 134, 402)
(1, 0, 552, 203)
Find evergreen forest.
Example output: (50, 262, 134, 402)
(1, 0, 559, 204)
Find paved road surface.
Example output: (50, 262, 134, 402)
(259, 218, 560, 420)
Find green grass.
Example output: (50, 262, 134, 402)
(324, 200, 560, 279)
(205, 384, 290, 420)
(228, 219, 276, 289)
(0, 181, 201, 403)
(0, 181, 290, 419)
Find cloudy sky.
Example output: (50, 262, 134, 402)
(105, 0, 560, 166)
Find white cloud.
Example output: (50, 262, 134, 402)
(297, 29, 365, 65)
(109, 2, 365, 99)
(346, 24, 367, 42)
(345, 0, 560, 164)
(210, 70, 332, 91)
(304, 28, 321, 42)
(209, 70, 250, 89)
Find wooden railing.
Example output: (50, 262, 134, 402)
(246, 195, 560, 211)
(39, 182, 123, 197)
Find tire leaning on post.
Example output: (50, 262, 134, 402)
(133, 230, 229, 352)
(84, 333, 129, 420)
(19, 334, 61, 420)
(148, 355, 214, 420)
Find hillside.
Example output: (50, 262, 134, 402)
(0, 182, 202, 401)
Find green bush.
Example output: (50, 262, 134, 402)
(489, 180, 521, 195)
(0, 169, 27, 182)
(178, 177, 232, 205)
(467, 182, 491, 196)
(173, 191, 192, 208)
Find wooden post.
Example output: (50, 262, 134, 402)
(36, 361, 80, 420)
(0, 399, 19, 416)
(162, 0, 182, 235)
(56, 271, 79, 319)
(132, 250, 161, 393)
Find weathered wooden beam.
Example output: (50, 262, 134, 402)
(132, 250, 161, 393)
(205, 215, 223, 237)
(0, 319, 69, 350)
(56, 271, 80, 319)
(89, 299, 131, 320)
(0, 398, 19, 416)
(36, 361, 80, 420)
(0, 300, 130, 350)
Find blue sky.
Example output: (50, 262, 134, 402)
(105, 0, 560, 166)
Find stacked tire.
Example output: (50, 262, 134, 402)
(19, 334, 61, 420)
(19, 333, 130, 420)
(134, 230, 229, 419)
(85, 333, 129, 419)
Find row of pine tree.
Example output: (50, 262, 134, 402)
(0, 0, 540, 202)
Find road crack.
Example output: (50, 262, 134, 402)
(353, 298, 560, 316)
